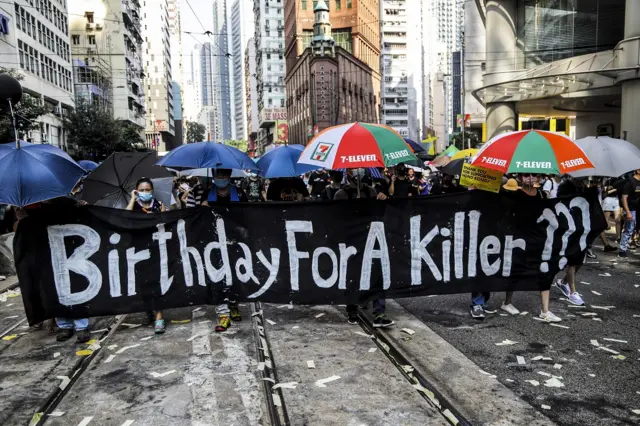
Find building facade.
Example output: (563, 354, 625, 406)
(245, 37, 259, 155)
(231, 0, 254, 141)
(286, 0, 380, 145)
(379, 0, 423, 139)
(1, 0, 74, 147)
(142, 0, 175, 152)
(212, 0, 235, 140)
(182, 44, 202, 123)
(253, 0, 287, 153)
(475, 0, 637, 144)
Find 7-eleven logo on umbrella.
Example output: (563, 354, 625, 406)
(312, 142, 334, 161)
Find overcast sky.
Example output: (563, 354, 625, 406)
(179, 0, 214, 48)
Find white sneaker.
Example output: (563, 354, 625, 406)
(501, 304, 520, 315)
(568, 292, 585, 306)
(539, 311, 562, 323)
(554, 279, 571, 298)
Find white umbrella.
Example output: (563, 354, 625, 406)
(175, 168, 248, 178)
(570, 136, 640, 178)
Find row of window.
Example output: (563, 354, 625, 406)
(18, 40, 72, 92)
(20, 0, 69, 35)
(301, 0, 352, 10)
(15, 4, 71, 62)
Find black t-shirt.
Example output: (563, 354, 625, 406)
(373, 178, 390, 197)
(393, 178, 417, 198)
(308, 172, 330, 195)
(322, 185, 342, 200)
(267, 178, 310, 201)
(242, 178, 264, 202)
(557, 179, 583, 197)
(623, 176, 640, 211)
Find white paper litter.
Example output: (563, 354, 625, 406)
(77, 417, 94, 426)
(517, 356, 526, 365)
(538, 371, 552, 377)
(635, 285, 640, 288)
(116, 344, 141, 354)
(140, 336, 153, 341)
(354, 331, 372, 338)
(120, 421, 135, 426)
(541, 405, 551, 410)
(597, 346, 620, 355)
(251, 310, 263, 317)
(56, 376, 70, 390)
(599, 273, 612, 277)
(53, 352, 60, 358)
(256, 362, 265, 371)
(307, 360, 315, 369)
(121, 323, 142, 329)
(544, 377, 565, 388)
(495, 339, 518, 346)
(603, 338, 628, 344)
(264, 359, 273, 369)
(591, 291, 602, 296)
(277, 305, 289, 309)
(591, 339, 600, 347)
(150, 370, 176, 378)
(591, 305, 615, 310)
(553, 364, 562, 370)
(48, 411, 65, 417)
(506, 379, 515, 383)
(106, 344, 118, 350)
(589, 374, 596, 377)
(104, 354, 116, 363)
(531, 356, 543, 361)
(581, 313, 598, 317)
(401, 328, 415, 335)
(368, 347, 377, 353)
(292, 326, 300, 329)
(272, 394, 282, 407)
(567, 305, 587, 309)
(314, 313, 325, 319)
(550, 324, 570, 329)
(263, 377, 275, 383)
(272, 382, 298, 390)
(266, 319, 276, 325)
(315, 375, 341, 387)
(90, 328, 108, 334)
(580, 281, 591, 285)
(519, 311, 529, 316)
(632, 409, 640, 415)
(525, 380, 540, 386)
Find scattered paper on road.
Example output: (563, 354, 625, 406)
(314, 313, 325, 319)
(354, 331, 372, 338)
(272, 394, 282, 407)
(186, 333, 207, 342)
(251, 310, 263, 317)
(2, 334, 17, 341)
(599, 273, 612, 277)
(541, 405, 551, 410)
(591, 305, 615, 310)
(116, 344, 141, 354)
(532, 356, 543, 361)
(263, 377, 275, 383)
(56, 376, 70, 390)
(495, 339, 518, 346)
(519, 311, 529, 316)
(272, 382, 298, 390)
(517, 356, 526, 365)
(544, 377, 564, 388)
(597, 346, 620, 355)
(77, 417, 94, 426)
(632, 409, 640, 414)
(538, 371, 552, 377)
(90, 328, 107, 334)
(307, 360, 315, 369)
(266, 319, 276, 325)
(591, 339, 600, 347)
(140, 336, 153, 341)
(104, 354, 116, 363)
(525, 380, 540, 386)
(581, 313, 598, 317)
(611, 355, 627, 360)
(75, 349, 93, 356)
(550, 324, 570, 329)
(589, 374, 596, 377)
(591, 291, 602, 296)
(603, 338, 628, 344)
(150, 370, 176, 378)
(256, 362, 265, 371)
(368, 348, 377, 353)
(48, 411, 65, 417)
(580, 281, 591, 285)
(106, 344, 118, 350)
(292, 326, 300, 329)
(170, 319, 191, 324)
(120, 421, 135, 426)
(553, 364, 562, 369)
(121, 323, 142, 328)
(53, 352, 60, 358)
(401, 328, 416, 335)
(315, 375, 341, 387)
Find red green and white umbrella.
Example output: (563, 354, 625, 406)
(470, 130, 594, 174)
(298, 122, 418, 169)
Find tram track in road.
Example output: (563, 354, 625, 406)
(0, 283, 26, 340)
(251, 302, 291, 426)
(357, 312, 472, 426)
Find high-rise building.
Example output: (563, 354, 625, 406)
(168, 0, 183, 88)
(379, 0, 423, 139)
(253, 0, 286, 153)
(0, 0, 74, 147)
(231, 0, 254, 141)
(245, 37, 259, 156)
(183, 44, 202, 123)
(200, 42, 214, 106)
(142, 0, 175, 151)
(212, 0, 235, 140)
(286, 0, 380, 145)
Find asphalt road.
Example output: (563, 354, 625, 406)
(398, 244, 640, 426)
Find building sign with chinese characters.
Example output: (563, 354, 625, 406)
(314, 66, 330, 123)
(261, 108, 287, 122)
(276, 121, 289, 143)
(154, 120, 169, 132)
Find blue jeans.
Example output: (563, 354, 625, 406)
(471, 292, 490, 306)
(620, 210, 636, 252)
(347, 300, 386, 316)
(56, 318, 89, 330)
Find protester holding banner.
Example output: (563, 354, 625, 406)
(322, 171, 344, 200)
(126, 178, 167, 333)
(307, 169, 330, 200)
(202, 169, 244, 331)
(242, 172, 267, 202)
(181, 176, 206, 208)
(389, 164, 418, 198)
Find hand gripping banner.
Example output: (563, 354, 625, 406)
(15, 189, 606, 324)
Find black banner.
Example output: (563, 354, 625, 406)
(15, 190, 606, 324)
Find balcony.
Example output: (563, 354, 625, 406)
(127, 109, 146, 128)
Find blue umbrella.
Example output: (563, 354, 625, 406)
(156, 141, 259, 171)
(404, 138, 425, 153)
(257, 144, 318, 178)
(78, 160, 98, 171)
(0, 141, 85, 207)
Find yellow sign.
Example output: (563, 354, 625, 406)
(459, 163, 503, 193)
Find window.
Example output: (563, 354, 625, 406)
(302, 0, 307, 10)
(347, 0, 352, 8)
(86, 12, 94, 23)
(335, 0, 341, 10)
(280, 99, 285, 107)
(267, 53, 271, 59)
(88, 35, 95, 44)
(278, 30, 282, 37)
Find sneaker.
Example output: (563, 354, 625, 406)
(373, 315, 395, 328)
(554, 279, 571, 298)
(56, 328, 74, 342)
(501, 304, 520, 315)
(568, 292, 585, 306)
(586, 249, 597, 259)
(604, 245, 617, 253)
(215, 315, 231, 332)
(470, 305, 485, 319)
(154, 319, 166, 334)
(76, 329, 90, 343)
(229, 305, 242, 322)
(141, 312, 154, 326)
(347, 312, 359, 325)
(618, 251, 628, 258)
(483, 305, 497, 314)
(539, 311, 562, 323)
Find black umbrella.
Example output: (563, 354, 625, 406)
(440, 158, 465, 176)
(82, 152, 173, 208)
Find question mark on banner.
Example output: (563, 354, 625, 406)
(555, 203, 576, 270)
(537, 208, 559, 273)
(570, 197, 591, 251)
